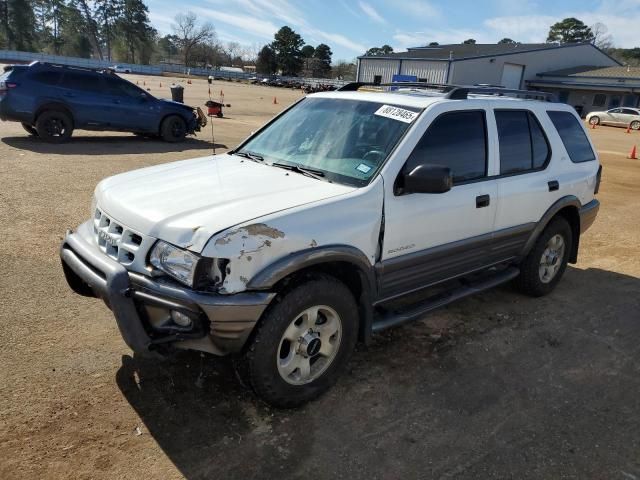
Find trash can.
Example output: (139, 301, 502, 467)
(170, 84, 184, 103)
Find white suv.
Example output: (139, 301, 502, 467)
(61, 83, 601, 407)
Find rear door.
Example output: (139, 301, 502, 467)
(379, 104, 498, 300)
(58, 71, 115, 128)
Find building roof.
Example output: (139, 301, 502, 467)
(538, 65, 640, 79)
(359, 42, 595, 61)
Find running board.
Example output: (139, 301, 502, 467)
(371, 267, 520, 332)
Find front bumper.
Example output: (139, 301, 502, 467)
(60, 224, 274, 355)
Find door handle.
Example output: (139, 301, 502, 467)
(476, 194, 490, 208)
(548, 180, 559, 192)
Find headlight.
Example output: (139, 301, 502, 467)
(149, 241, 210, 288)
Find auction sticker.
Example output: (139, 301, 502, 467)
(374, 105, 418, 123)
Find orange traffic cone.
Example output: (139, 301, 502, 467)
(629, 145, 638, 159)
(626, 124, 631, 134)
(159, 82, 162, 88)
(273, 96, 278, 104)
(143, 80, 146, 86)
(220, 90, 224, 97)
(136, 80, 139, 85)
(591, 122, 596, 129)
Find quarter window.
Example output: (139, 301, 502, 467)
(495, 110, 550, 174)
(61, 72, 104, 93)
(406, 110, 487, 183)
(547, 111, 596, 163)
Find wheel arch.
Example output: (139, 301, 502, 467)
(34, 102, 75, 126)
(521, 196, 582, 263)
(247, 245, 377, 343)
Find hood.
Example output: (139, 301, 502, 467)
(95, 154, 355, 252)
(158, 98, 194, 111)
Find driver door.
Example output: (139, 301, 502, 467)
(378, 104, 498, 301)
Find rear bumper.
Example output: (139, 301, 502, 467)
(60, 223, 274, 355)
(579, 199, 600, 233)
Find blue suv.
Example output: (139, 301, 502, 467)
(0, 62, 206, 143)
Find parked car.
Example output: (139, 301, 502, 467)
(60, 83, 601, 407)
(586, 107, 640, 129)
(112, 65, 131, 73)
(0, 62, 206, 143)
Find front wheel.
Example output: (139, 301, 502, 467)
(514, 217, 573, 297)
(237, 275, 359, 408)
(589, 116, 600, 125)
(160, 115, 187, 142)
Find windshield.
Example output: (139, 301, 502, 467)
(237, 97, 421, 186)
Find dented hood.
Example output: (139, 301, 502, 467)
(95, 154, 355, 252)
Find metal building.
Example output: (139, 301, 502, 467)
(356, 42, 618, 90)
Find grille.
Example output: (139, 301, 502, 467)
(93, 207, 154, 274)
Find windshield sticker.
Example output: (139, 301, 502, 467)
(356, 163, 372, 174)
(374, 105, 418, 123)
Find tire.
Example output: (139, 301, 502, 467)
(35, 110, 74, 143)
(514, 216, 573, 297)
(589, 116, 600, 125)
(21, 122, 38, 136)
(160, 115, 187, 142)
(631, 120, 640, 131)
(237, 274, 359, 408)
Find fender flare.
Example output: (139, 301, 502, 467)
(247, 245, 377, 343)
(520, 195, 581, 260)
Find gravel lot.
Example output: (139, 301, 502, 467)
(1, 71, 639, 480)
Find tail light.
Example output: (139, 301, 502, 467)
(594, 165, 602, 194)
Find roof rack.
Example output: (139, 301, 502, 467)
(338, 81, 555, 102)
(29, 61, 116, 75)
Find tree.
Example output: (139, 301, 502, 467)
(463, 38, 476, 44)
(547, 17, 594, 44)
(498, 38, 517, 45)
(256, 44, 276, 74)
(592, 22, 613, 50)
(59, 2, 93, 57)
(157, 34, 179, 63)
(172, 11, 216, 68)
(365, 44, 393, 56)
(271, 26, 304, 76)
(114, 0, 155, 63)
(428, 42, 439, 46)
(95, 0, 122, 61)
(332, 60, 356, 80)
(3, 0, 37, 51)
(72, 0, 104, 59)
(313, 43, 332, 77)
(301, 44, 315, 58)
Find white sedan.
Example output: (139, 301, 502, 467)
(112, 65, 132, 74)
(587, 107, 640, 130)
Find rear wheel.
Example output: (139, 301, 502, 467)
(160, 115, 187, 142)
(514, 217, 572, 297)
(35, 110, 74, 143)
(631, 120, 640, 131)
(237, 275, 358, 408)
(21, 122, 38, 136)
(589, 116, 600, 125)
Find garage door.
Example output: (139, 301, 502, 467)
(501, 64, 524, 89)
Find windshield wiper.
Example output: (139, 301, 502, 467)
(232, 151, 264, 162)
(271, 162, 326, 180)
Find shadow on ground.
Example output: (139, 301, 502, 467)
(2, 135, 225, 155)
(117, 267, 640, 480)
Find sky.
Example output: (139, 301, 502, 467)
(146, 0, 640, 61)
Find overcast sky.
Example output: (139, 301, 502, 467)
(146, 0, 640, 60)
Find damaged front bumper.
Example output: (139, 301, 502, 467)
(60, 224, 274, 355)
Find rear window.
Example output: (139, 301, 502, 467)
(30, 71, 63, 86)
(61, 72, 104, 93)
(547, 111, 596, 163)
(495, 110, 550, 174)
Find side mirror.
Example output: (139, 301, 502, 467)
(401, 164, 452, 194)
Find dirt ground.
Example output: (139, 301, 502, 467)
(1, 70, 639, 480)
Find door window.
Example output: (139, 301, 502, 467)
(61, 72, 104, 93)
(30, 71, 63, 86)
(406, 110, 487, 183)
(547, 111, 596, 163)
(495, 110, 550, 175)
